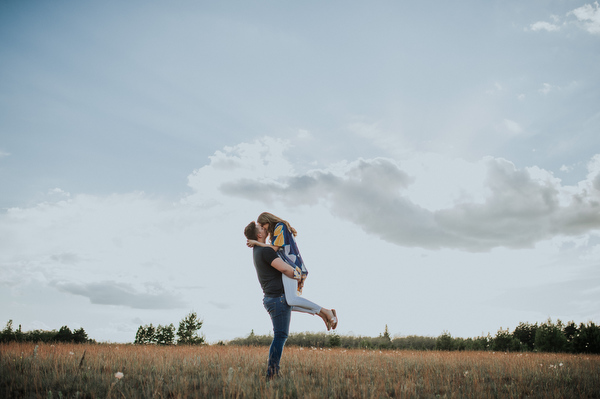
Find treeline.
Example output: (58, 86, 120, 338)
(0, 320, 94, 344)
(229, 319, 600, 354)
(134, 311, 205, 345)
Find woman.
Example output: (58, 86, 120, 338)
(247, 212, 338, 330)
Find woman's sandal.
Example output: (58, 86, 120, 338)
(331, 309, 338, 330)
(322, 315, 331, 331)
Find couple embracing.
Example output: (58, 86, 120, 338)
(244, 212, 338, 380)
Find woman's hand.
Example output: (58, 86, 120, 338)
(247, 239, 259, 247)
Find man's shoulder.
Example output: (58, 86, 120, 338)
(254, 246, 276, 255)
(254, 246, 278, 263)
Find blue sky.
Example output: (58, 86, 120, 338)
(1, 0, 599, 343)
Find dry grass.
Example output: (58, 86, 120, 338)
(1, 342, 599, 398)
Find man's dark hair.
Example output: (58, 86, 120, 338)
(244, 221, 258, 241)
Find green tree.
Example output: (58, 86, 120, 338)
(329, 332, 341, 347)
(55, 326, 73, 343)
(573, 322, 600, 354)
(436, 331, 454, 351)
(155, 323, 175, 345)
(493, 327, 522, 352)
(535, 319, 568, 352)
(1, 320, 15, 343)
(177, 312, 205, 345)
(72, 327, 89, 343)
(134, 324, 156, 344)
(513, 322, 537, 351)
(563, 321, 578, 352)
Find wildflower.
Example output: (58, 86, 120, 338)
(464, 371, 469, 377)
(115, 372, 124, 380)
(227, 367, 234, 383)
(559, 363, 564, 367)
(69, 352, 75, 355)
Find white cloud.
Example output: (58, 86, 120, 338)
(184, 137, 295, 208)
(530, 3, 600, 35)
(529, 21, 561, 32)
(0, 150, 10, 158)
(539, 83, 554, 95)
(297, 129, 312, 140)
(569, 2, 600, 34)
(503, 119, 524, 135)
(220, 139, 600, 252)
(486, 82, 504, 95)
(560, 164, 574, 173)
(48, 188, 71, 198)
(1, 137, 599, 343)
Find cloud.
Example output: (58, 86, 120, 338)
(539, 83, 555, 95)
(50, 252, 83, 265)
(569, 2, 600, 34)
(529, 3, 600, 35)
(503, 119, 523, 135)
(0, 150, 10, 158)
(219, 142, 600, 252)
(53, 280, 186, 309)
(184, 137, 295, 208)
(529, 21, 561, 32)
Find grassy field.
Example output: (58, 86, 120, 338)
(1, 342, 599, 398)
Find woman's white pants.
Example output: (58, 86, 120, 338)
(281, 274, 321, 315)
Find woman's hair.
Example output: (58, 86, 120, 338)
(243, 221, 258, 241)
(257, 212, 297, 238)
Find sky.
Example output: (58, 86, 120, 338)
(1, 0, 599, 344)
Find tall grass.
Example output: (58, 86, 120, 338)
(1, 342, 599, 398)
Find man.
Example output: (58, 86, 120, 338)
(244, 221, 299, 380)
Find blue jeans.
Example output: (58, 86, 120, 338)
(263, 294, 291, 378)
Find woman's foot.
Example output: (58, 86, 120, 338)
(321, 314, 331, 331)
(331, 309, 338, 330)
(321, 309, 337, 331)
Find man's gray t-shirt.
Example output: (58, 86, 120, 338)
(252, 246, 284, 297)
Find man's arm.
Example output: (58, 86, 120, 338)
(247, 239, 281, 251)
(270, 258, 297, 279)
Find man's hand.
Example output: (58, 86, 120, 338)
(270, 258, 296, 279)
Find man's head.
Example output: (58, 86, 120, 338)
(244, 221, 258, 241)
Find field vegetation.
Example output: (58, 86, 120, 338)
(2, 342, 599, 398)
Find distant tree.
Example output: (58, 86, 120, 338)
(392, 335, 437, 351)
(177, 312, 205, 345)
(15, 324, 24, 342)
(572, 322, 600, 354)
(27, 329, 57, 343)
(563, 321, 578, 352)
(329, 332, 341, 348)
(535, 319, 568, 352)
(155, 324, 175, 345)
(134, 324, 156, 344)
(470, 334, 492, 351)
(382, 325, 391, 341)
(513, 322, 538, 351)
(493, 328, 522, 352)
(72, 328, 89, 343)
(55, 326, 73, 343)
(1, 320, 15, 343)
(436, 331, 454, 351)
(374, 325, 392, 349)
